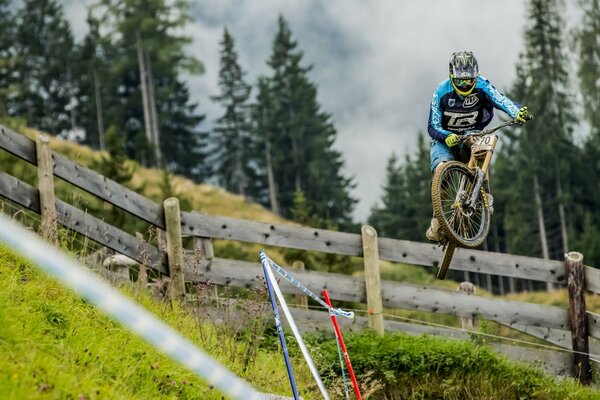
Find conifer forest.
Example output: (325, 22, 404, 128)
(1, 0, 600, 268)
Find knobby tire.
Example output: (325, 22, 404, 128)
(431, 161, 491, 249)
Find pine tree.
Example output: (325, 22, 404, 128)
(72, 11, 114, 150)
(0, 0, 15, 116)
(573, 0, 600, 266)
(368, 133, 430, 240)
(401, 133, 433, 239)
(91, 0, 208, 180)
(253, 16, 357, 229)
(575, 0, 600, 138)
(210, 28, 254, 195)
(11, 0, 76, 135)
(368, 154, 407, 238)
(160, 79, 211, 181)
(494, 0, 577, 259)
(91, 125, 134, 228)
(93, 125, 133, 185)
(250, 77, 278, 213)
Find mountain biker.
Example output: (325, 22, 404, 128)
(425, 50, 529, 243)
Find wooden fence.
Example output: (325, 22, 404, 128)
(1, 123, 599, 382)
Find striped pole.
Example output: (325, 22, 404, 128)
(323, 290, 362, 400)
(261, 255, 300, 400)
(263, 255, 330, 400)
(0, 215, 262, 400)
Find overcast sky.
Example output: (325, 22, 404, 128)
(60, 0, 579, 222)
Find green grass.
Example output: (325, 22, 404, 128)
(0, 244, 320, 399)
(6, 241, 599, 400)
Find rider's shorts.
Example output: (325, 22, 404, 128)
(429, 140, 470, 173)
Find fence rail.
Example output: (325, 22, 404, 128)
(1, 123, 599, 381)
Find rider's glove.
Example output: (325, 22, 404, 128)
(516, 106, 529, 123)
(445, 133, 460, 147)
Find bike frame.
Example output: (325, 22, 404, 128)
(456, 119, 519, 210)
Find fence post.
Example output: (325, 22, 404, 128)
(135, 232, 148, 288)
(35, 134, 58, 245)
(457, 282, 478, 330)
(361, 225, 384, 336)
(103, 254, 136, 283)
(193, 236, 218, 302)
(193, 236, 214, 266)
(164, 197, 185, 302)
(566, 251, 591, 385)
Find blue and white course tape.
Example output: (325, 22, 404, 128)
(0, 214, 263, 400)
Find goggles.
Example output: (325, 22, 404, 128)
(452, 77, 476, 90)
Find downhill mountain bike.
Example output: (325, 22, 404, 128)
(433, 116, 532, 279)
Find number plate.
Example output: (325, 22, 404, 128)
(471, 134, 497, 153)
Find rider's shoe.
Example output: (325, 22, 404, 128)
(426, 217, 441, 243)
(481, 190, 494, 214)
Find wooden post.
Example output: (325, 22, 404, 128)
(35, 134, 58, 245)
(508, 277, 516, 293)
(193, 236, 217, 302)
(498, 275, 505, 296)
(485, 274, 493, 294)
(566, 251, 591, 385)
(135, 232, 147, 288)
(292, 260, 308, 309)
(156, 228, 168, 267)
(193, 236, 214, 266)
(103, 254, 136, 283)
(457, 282, 478, 330)
(164, 197, 185, 302)
(361, 225, 384, 336)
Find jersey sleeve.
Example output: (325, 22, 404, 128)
(427, 85, 452, 142)
(479, 77, 521, 118)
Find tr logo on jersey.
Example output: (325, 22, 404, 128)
(444, 111, 478, 129)
(463, 94, 479, 108)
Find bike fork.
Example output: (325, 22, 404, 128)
(467, 167, 486, 208)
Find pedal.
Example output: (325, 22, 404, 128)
(480, 189, 494, 213)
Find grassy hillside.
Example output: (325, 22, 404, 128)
(0, 243, 321, 399)
(3, 243, 600, 400)
(13, 123, 286, 224)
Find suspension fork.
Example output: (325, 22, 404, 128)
(467, 167, 486, 208)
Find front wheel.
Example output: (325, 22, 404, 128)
(431, 161, 491, 248)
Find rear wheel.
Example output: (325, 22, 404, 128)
(431, 161, 490, 248)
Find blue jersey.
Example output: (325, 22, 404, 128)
(427, 76, 521, 142)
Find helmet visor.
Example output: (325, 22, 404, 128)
(452, 77, 475, 92)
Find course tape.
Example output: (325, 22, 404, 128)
(0, 215, 263, 400)
(259, 251, 354, 319)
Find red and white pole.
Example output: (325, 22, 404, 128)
(322, 290, 362, 400)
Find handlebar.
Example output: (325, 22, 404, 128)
(459, 115, 533, 140)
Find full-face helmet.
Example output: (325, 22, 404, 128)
(449, 51, 479, 96)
